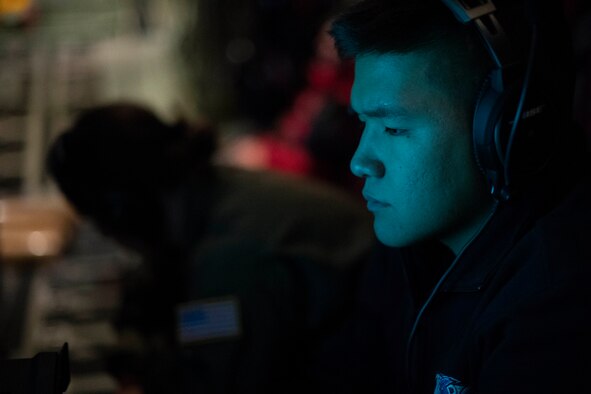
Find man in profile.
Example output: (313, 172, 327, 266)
(313, 0, 591, 392)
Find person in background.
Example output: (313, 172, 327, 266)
(218, 18, 364, 195)
(310, 0, 591, 393)
(46, 103, 374, 394)
(180, 0, 341, 127)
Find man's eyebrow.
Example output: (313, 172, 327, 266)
(349, 105, 410, 118)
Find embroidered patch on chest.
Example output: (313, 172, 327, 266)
(176, 296, 242, 344)
(434, 373, 472, 394)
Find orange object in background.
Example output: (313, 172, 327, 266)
(0, 0, 34, 26)
(0, 195, 77, 263)
(0, 0, 31, 15)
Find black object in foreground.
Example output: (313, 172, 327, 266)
(0, 343, 70, 393)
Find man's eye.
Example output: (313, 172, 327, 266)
(385, 128, 406, 135)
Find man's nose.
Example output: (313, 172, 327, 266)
(350, 135, 385, 179)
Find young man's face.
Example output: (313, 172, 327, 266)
(350, 50, 494, 253)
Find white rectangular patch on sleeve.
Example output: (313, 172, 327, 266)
(176, 296, 242, 344)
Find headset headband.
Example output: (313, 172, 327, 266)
(440, 0, 519, 70)
(441, 0, 543, 200)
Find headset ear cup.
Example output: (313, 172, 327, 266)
(472, 74, 492, 174)
(473, 74, 555, 200)
(472, 71, 507, 197)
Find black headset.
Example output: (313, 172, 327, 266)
(441, 0, 553, 201)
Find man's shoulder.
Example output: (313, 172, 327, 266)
(528, 176, 591, 267)
(539, 175, 591, 230)
(488, 176, 591, 300)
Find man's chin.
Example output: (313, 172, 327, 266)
(374, 226, 414, 248)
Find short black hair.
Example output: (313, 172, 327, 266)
(330, 0, 488, 58)
(330, 0, 497, 109)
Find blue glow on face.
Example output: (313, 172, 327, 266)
(350, 51, 494, 253)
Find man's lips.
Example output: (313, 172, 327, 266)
(363, 193, 390, 212)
